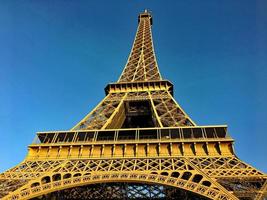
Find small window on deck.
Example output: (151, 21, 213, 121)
(170, 129, 180, 139)
(97, 131, 115, 141)
(65, 133, 74, 142)
(56, 133, 66, 142)
(215, 127, 226, 138)
(205, 128, 216, 138)
(139, 129, 157, 140)
(192, 128, 203, 138)
(161, 129, 170, 139)
(43, 133, 55, 143)
(183, 128, 192, 139)
(117, 130, 136, 140)
(76, 132, 86, 142)
(85, 132, 94, 142)
(38, 133, 47, 143)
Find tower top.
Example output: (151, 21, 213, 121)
(118, 9, 160, 82)
(138, 9, 153, 25)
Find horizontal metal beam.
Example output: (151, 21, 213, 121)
(105, 80, 173, 95)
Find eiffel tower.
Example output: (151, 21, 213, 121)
(1, 10, 266, 200)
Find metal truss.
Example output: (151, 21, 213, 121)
(118, 10, 161, 82)
(1, 10, 266, 200)
(72, 93, 127, 130)
(1, 156, 266, 199)
(72, 90, 195, 130)
(0, 157, 237, 200)
(150, 91, 195, 126)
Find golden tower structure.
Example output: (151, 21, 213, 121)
(0, 10, 266, 200)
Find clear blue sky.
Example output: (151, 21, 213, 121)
(0, 1, 266, 173)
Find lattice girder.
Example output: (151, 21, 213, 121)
(72, 90, 195, 130)
(119, 11, 161, 82)
(1, 157, 266, 199)
(1, 157, 240, 200)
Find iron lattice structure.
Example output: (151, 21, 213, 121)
(0, 10, 266, 200)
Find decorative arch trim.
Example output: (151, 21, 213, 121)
(5, 172, 237, 200)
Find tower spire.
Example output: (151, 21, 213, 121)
(119, 10, 160, 82)
(71, 10, 196, 130)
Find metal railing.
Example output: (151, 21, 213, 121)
(32, 126, 231, 145)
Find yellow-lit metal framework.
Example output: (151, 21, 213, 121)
(0, 10, 266, 200)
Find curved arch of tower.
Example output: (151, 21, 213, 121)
(0, 10, 266, 200)
(5, 172, 235, 199)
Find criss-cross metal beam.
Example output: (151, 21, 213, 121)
(0, 10, 266, 200)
